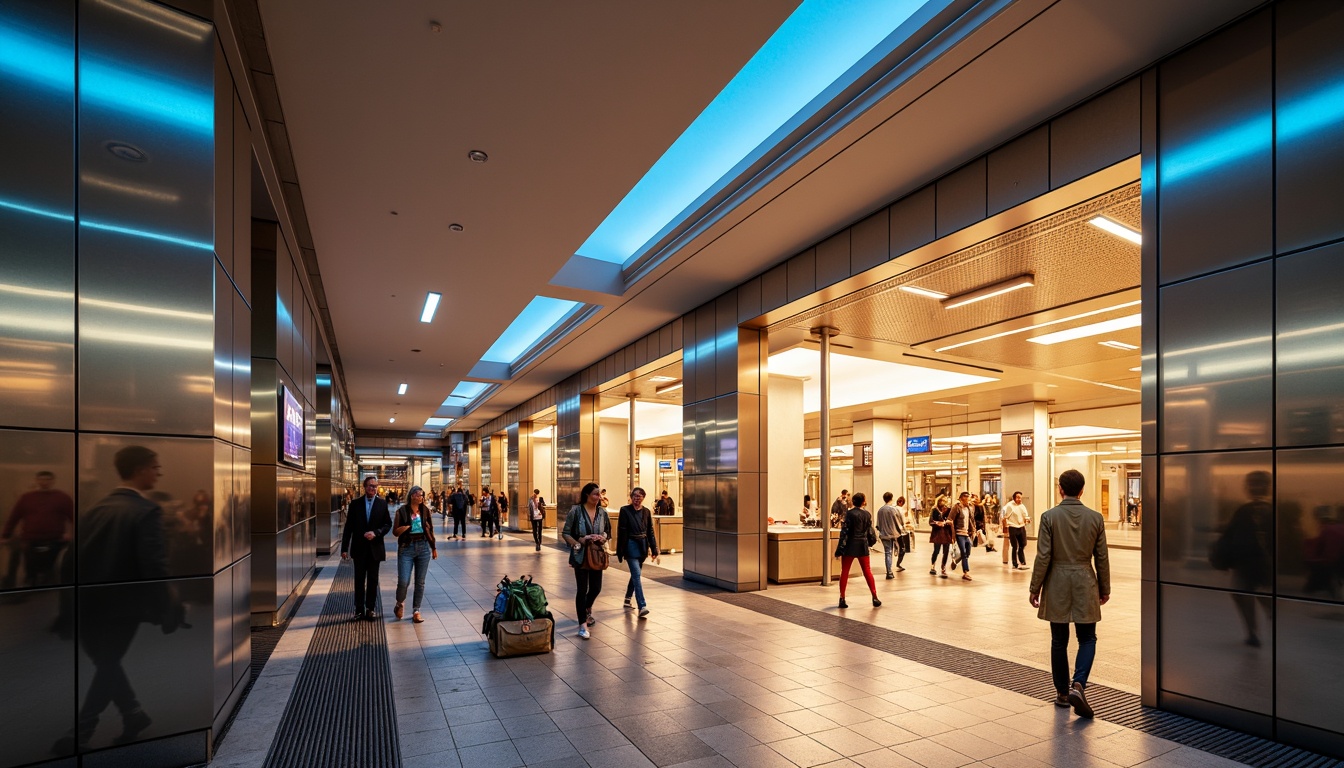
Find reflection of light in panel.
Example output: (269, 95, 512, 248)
(769, 348, 994, 413)
(80, 173, 180, 202)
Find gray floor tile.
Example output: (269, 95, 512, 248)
(457, 739, 525, 768)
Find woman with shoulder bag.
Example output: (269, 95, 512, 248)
(392, 485, 437, 623)
(834, 492, 881, 609)
(562, 482, 611, 639)
(929, 498, 955, 578)
(616, 487, 660, 618)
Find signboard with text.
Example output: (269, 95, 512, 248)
(676, 457, 684, 471)
(280, 384, 304, 468)
(906, 435, 931, 454)
(658, 459, 673, 470)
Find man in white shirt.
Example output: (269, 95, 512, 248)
(1002, 491, 1031, 569)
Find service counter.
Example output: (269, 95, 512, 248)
(653, 516, 683, 553)
(767, 524, 843, 584)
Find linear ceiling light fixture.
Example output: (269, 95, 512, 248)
(1027, 313, 1141, 345)
(1100, 340, 1139, 351)
(934, 300, 1141, 353)
(1089, 215, 1142, 245)
(654, 380, 684, 395)
(941, 274, 1034, 309)
(420, 292, 441, 323)
(900, 285, 949, 299)
(397, 383, 408, 395)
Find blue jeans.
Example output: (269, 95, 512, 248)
(1051, 622, 1097, 693)
(956, 534, 971, 572)
(882, 539, 895, 573)
(624, 540, 647, 608)
(396, 540, 432, 611)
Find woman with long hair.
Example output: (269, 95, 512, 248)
(562, 482, 611, 639)
(392, 485, 437, 623)
(835, 492, 881, 609)
(616, 487, 660, 618)
(929, 497, 955, 578)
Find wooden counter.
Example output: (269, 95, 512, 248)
(767, 525, 843, 584)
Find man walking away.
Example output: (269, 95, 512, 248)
(876, 492, 901, 578)
(1002, 491, 1031, 570)
(448, 485, 468, 540)
(1030, 469, 1110, 718)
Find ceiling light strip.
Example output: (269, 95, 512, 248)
(941, 274, 1034, 309)
(933, 299, 1141, 353)
(420, 292, 441, 323)
(1028, 313, 1141, 345)
(1089, 215, 1142, 245)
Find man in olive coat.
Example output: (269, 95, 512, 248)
(1029, 469, 1110, 718)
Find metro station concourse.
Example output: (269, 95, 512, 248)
(3, 1, 1343, 767)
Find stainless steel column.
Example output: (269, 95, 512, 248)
(815, 327, 835, 586)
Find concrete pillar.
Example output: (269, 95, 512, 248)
(1001, 401, 1050, 563)
(767, 376, 805, 521)
(854, 418, 906, 509)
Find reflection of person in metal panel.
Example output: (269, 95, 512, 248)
(1211, 471, 1273, 647)
(58, 446, 185, 752)
(1, 470, 74, 588)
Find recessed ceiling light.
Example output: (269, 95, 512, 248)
(655, 381, 684, 395)
(467, 150, 489, 163)
(942, 274, 1034, 309)
(1129, 366, 1141, 372)
(1100, 340, 1139, 351)
(899, 285, 949, 299)
(649, 375, 677, 382)
(935, 300, 1141, 353)
(1089, 215, 1142, 245)
(933, 401, 969, 407)
(397, 383, 408, 395)
(420, 292, 441, 323)
(389, 417, 396, 423)
(1028, 313, 1141, 345)
(449, 223, 464, 232)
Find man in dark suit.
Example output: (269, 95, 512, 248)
(342, 476, 392, 620)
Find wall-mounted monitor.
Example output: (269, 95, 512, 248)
(280, 384, 304, 468)
(906, 435, 931, 454)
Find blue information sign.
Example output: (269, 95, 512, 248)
(906, 435, 931, 454)
(676, 457, 684, 471)
(658, 459, 672, 470)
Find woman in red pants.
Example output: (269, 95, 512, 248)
(834, 492, 881, 609)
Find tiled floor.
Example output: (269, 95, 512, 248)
(210, 529, 1240, 768)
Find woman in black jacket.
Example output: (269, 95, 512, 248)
(562, 483, 611, 639)
(834, 492, 881, 609)
(928, 498, 955, 578)
(616, 487, 660, 618)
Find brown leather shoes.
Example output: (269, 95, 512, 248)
(1069, 682, 1094, 718)
(394, 602, 404, 620)
(412, 611, 423, 623)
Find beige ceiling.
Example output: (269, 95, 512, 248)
(257, 0, 1258, 434)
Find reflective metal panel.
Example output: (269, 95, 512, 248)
(1160, 263, 1273, 452)
(232, 556, 250, 684)
(76, 578, 212, 750)
(233, 289, 251, 448)
(1275, 0, 1344, 253)
(1159, 451, 1272, 592)
(76, 0, 215, 436)
(214, 261, 233, 443)
(1278, 598, 1344, 733)
(251, 359, 278, 469)
(213, 440, 232, 572)
(212, 568, 231, 715)
(1157, 10, 1272, 284)
(0, 429, 75, 590)
(716, 395, 739, 475)
(1276, 244, 1344, 447)
(695, 303, 715, 403)
(697, 399, 717, 474)
(0, 587, 75, 765)
(232, 447, 250, 559)
(1276, 447, 1344, 602)
(715, 475, 738, 533)
(1160, 583, 1271, 714)
(0, 0, 76, 431)
(78, 434, 215, 581)
(682, 404, 697, 477)
(935, 158, 986, 238)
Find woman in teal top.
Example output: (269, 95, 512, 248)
(393, 485, 437, 623)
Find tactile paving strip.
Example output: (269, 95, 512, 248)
(262, 561, 400, 768)
(711, 591, 1341, 768)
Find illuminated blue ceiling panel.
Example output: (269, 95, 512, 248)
(444, 381, 489, 404)
(576, 0, 942, 267)
(480, 296, 583, 364)
(425, 417, 453, 427)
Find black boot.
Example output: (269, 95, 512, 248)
(838, 597, 848, 609)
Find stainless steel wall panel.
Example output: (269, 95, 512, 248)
(786, 248, 815, 302)
(736, 277, 762, 324)
(275, 253, 294, 378)
(681, 310, 697, 405)
(77, 577, 213, 750)
(233, 447, 250, 558)
(1276, 244, 1344, 446)
(213, 43, 233, 281)
(0, 0, 76, 431)
(212, 569, 231, 715)
(988, 126, 1049, 216)
(889, 186, 935, 260)
(935, 158, 985, 238)
(1141, 454, 1158, 582)
(233, 289, 251, 448)
(682, 405, 697, 477)
(1141, 71, 1159, 457)
(1159, 263, 1272, 453)
(0, 587, 75, 767)
(697, 400, 717, 475)
(1158, 451, 1272, 592)
(850, 209, 889, 275)
(231, 93, 251, 306)
(814, 230, 850, 288)
(737, 328, 762, 397)
(76, 0, 215, 437)
(1277, 598, 1344, 734)
(695, 303, 715, 403)
(737, 472, 760, 535)
(1157, 10, 1272, 284)
(214, 262, 233, 443)
(1050, 78, 1140, 189)
(1275, 0, 1344, 254)
(0, 429, 75, 590)
(251, 464, 276, 535)
(251, 358, 277, 471)
(1159, 583, 1271, 714)
(716, 531, 737, 583)
(737, 393, 760, 473)
(250, 222, 276, 360)
(715, 474, 737, 533)
(232, 555, 249, 683)
(714, 395, 739, 475)
(1275, 446, 1344, 601)
(715, 295, 737, 399)
(761, 263, 788, 314)
(78, 434, 215, 581)
(213, 440, 232, 572)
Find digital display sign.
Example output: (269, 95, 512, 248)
(906, 435, 931, 454)
(676, 457, 684, 471)
(280, 384, 304, 468)
(658, 460, 673, 470)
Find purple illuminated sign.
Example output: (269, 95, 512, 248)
(280, 384, 304, 467)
